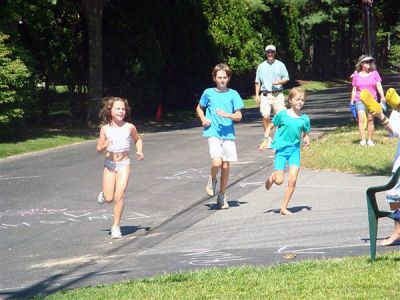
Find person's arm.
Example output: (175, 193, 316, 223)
(131, 125, 144, 160)
(302, 133, 311, 149)
(96, 126, 111, 153)
(272, 64, 289, 86)
(255, 83, 261, 104)
(350, 86, 356, 105)
(216, 109, 242, 122)
(196, 104, 211, 127)
(376, 81, 386, 102)
(374, 111, 394, 135)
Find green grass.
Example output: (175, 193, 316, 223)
(302, 125, 397, 175)
(0, 128, 95, 158)
(39, 252, 400, 299)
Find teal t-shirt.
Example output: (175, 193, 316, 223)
(271, 110, 311, 150)
(199, 88, 244, 140)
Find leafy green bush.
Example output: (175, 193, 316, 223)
(0, 32, 34, 138)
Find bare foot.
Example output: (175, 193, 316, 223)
(380, 231, 400, 246)
(280, 209, 293, 215)
(265, 174, 274, 190)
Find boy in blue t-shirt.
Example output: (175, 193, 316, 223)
(196, 63, 244, 209)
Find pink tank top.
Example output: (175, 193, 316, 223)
(105, 124, 132, 153)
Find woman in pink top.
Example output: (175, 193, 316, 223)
(350, 55, 386, 146)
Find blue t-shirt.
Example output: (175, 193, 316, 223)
(199, 88, 244, 140)
(255, 59, 289, 92)
(271, 110, 311, 150)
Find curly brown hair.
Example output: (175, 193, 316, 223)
(99, 96, 131, 125)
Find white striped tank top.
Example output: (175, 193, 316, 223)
(105, 124, 132, 153)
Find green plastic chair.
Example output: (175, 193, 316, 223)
(366, 167, 400, 261)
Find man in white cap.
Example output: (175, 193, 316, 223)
(255, 44, 289, 146)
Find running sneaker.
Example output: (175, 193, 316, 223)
(205, 176, 217, 196)
(111, 226, 122, 239)
(217, 193, 229, 209)
(97, 192, 105, 204)
(359, 140, 367, 146)
(367, 140, 376, 146)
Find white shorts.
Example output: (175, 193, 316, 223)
(208, 137, 238, 162)
(260, 92, 285, 118)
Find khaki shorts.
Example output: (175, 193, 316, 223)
(208, 137, 238, 162)
(260, 92, 285, 118)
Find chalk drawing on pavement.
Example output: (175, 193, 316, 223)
(182, 249, 248, 266)
(0, 208, 150, 231)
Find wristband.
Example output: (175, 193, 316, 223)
(261, 136, 269, 141)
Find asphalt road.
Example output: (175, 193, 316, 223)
(1, 76, 399, 298)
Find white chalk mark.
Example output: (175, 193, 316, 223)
(63, 212, 92, 218)
(240, 182, 264, 188)
(276, 244, 369, 255)
(40, 221, 66, 224)
(0, 175, 43, 180)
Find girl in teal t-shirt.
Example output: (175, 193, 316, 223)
(259, 87, 311, 215)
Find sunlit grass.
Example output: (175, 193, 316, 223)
(0, 128, 94, 158)
(302, 125, 396, 175)
(40, 252, 400, 299)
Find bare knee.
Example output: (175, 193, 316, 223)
(221, 161, 229, 171)
(212, 159, 222, 169)
(275, 177, 284, 185)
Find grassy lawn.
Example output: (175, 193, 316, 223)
(302, 125, 397, 175)
(40, 252, 399, 299)
(0, 127, 95, 159)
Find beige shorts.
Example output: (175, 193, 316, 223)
(260, 92, 285, 118)
(208, 137, 238, 162)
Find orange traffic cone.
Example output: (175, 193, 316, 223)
(155, 104, 163, 122)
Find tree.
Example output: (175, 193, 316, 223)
(0, 32, 33, 137)
(80, 0, 109, 123)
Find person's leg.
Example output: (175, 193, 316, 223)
(271, 93, 286, 114)
(219, 161, 229, 194)
(367, 112, 375, 142)
(103, 166, 116, 203)
(260, 95, 272, 131)
(211, 157, 222, 180)
(112, 164, 130, 228)
(280, 166, 299, 215)
(357, 110, 366, 143)
(266, 148, 286, 190)
(206, 137, 222, 196)
(380, 202, 400, 246)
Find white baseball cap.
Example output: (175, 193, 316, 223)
(265, 44, 276, 52)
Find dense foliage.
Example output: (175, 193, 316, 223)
(0, 32, 34, 137)
(0, 0, 399, 127)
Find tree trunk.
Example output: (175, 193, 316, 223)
(81, 0, 108, 123)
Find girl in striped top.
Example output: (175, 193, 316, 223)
(96, 96, 144, 239)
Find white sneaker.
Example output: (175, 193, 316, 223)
(359, 140, 367, 146)
(97, 192, 105, 204)
(217, 193, 229, 209)
(111, 226, 122, 239)
(205, 176, 217, 196)
(367, 140, 376, 146)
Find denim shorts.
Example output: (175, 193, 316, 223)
(274, 144, 300, 170)
(355, 100, 366, 111)
(386, 173, 400, 203)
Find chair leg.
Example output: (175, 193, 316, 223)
(368, 210, 378, 261)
